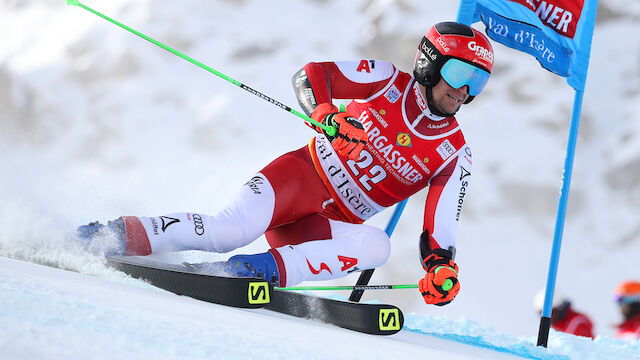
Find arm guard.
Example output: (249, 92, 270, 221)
(419, 230, 456, 266)
(292, 68, 318, 116)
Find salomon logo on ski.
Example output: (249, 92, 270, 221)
(378, 309, 401, 331)
(248, 282, 270, 304)
(106, 257, 273, 309)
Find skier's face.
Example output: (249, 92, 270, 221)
(620, 303, 639, 320)
(430, 77, 469, 115)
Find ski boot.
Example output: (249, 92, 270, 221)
(185, 252, 280, 285)
(75, 217, 127, 256)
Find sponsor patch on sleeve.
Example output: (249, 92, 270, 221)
(436, 139, 456, 160)
(384, 85, 401, 103)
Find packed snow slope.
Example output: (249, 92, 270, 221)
(2, 256, 639, 360)
(1, 0, 640, 356)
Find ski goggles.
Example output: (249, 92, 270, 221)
(614, 294, 640, 305)
(440, 58, 490, 96)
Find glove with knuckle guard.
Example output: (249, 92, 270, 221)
(310, 103, 368, 161)
(419, 248, 460, 306)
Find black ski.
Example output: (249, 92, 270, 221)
(106, 257, 272, 309)
(107, 257, 403, 334)
(266, 289, 404, 335)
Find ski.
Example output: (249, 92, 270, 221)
(107, 257, 403, 335)
(106, 257, 272, 309)
(266, 289, 404, 335)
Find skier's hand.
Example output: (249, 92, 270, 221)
(419, 249, 460, 306)
(311, 103, 368, 161)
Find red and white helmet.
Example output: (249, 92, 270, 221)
(414, 22, 494, 104)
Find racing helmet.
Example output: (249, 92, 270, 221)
(414, 22, 494, 104)
(614, 281, 640, 305)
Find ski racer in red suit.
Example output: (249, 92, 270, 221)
(534, 290, 595, 338)
(614, 281, 640, 341)
(551, 306, 595, 338)
(77, 22, 494, 306)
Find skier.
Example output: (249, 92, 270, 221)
(78, 22, 493, 306)
(534, 290, 595, 338)
(613, 280, 640, 340)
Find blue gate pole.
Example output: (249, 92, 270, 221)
(349, 199, 408, 302)
(537, 89, 585, 347)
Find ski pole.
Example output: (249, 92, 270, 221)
(277, 284, 418, 291)
(66, 0, 337, 137)
(280, 279, 453, 292)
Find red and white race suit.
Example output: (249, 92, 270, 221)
(615, 313, 640, 341)
(122, 59, 472, 286)
(551, 307, 595, 338)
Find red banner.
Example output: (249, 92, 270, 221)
(508, 0, 584, 38)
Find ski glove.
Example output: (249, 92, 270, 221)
(310, 103, 368, 161)
(419, 248, 460, 306)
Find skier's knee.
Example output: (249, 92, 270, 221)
(365, 227, 391, 268)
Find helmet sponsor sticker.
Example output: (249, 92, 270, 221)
(468, 40, 494, 65)
(421, 41, 438, 60)
(436, 36, 450, 53)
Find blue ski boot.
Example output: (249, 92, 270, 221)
(75, 217, 127, 256)
(185, 252, 280, 285)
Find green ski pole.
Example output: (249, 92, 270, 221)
(66, 0, 336, 137)
(278, 280, 453, 292)
(277, 284, 419, 291)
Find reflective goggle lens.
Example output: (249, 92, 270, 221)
(615, 294, 640, 304)
(440, 59, 490, 96)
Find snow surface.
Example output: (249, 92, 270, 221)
(1, 0, 640, 358)
(2, 256, 638, 360)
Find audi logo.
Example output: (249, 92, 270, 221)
(192, 213, 205, 235)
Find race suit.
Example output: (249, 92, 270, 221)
(551, 306, 595, 338)
(615, 313, 640, 341)
(120, 59, 472, 287)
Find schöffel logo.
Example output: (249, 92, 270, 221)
(244, 176, 264, 194)
(159, 216, 180, 232)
